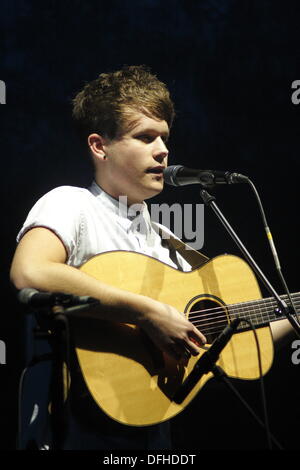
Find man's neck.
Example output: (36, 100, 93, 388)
(93, 179, 144, 207)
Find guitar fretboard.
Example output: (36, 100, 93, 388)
(190, 292, 300, 337)
(228, 292, 300, 326)
(229, 292, 300, 328)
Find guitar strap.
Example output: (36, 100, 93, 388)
(155, 224, 209, 270)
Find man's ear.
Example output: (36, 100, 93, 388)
(88, 133, 107, 161)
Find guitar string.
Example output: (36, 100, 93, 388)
(190, 304, 300, 336)
(186, 300, 300, 327)
(189, 304, 282, 324)
(192, 313, 300, 337)
(183, 294, 300, 323)
(183, 298, 300, 334)
(192, 300, 300, 327)
(186, 292, 300, 318)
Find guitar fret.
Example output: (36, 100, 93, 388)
(191, 294, 300, 338)
(229, 293, 300, 328)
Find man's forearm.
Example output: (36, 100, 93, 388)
(10, 260, 150, 325)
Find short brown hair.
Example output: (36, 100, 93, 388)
(72, 65, 175, 141)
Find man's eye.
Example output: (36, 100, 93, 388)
(137, 134, 153, 143)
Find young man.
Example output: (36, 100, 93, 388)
(10, 65, 207, 450)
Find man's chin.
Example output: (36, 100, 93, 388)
(143, 183, 164, 200)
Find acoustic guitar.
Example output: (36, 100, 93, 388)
(71, 251, 299, 426)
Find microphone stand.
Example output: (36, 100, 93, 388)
(49, 304, 69, 451)
(199, 189, 300, 337)
(211, 364, 282, 450)
(25, 299, 100, 450)
(194, 188, 300, 450)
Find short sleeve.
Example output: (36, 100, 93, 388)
(16, 186, 86, 263)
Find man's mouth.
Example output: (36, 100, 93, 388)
(146, 166, 165, 175)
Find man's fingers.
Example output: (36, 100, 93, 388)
(190, 329, 207, 347)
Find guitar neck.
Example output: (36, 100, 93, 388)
(228, 292, 300, 329)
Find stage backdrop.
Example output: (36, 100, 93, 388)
(0, 0, 299, 450)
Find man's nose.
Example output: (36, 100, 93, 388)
(153, 137, 168, 160)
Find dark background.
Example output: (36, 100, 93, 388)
(0, 0, 299, 451)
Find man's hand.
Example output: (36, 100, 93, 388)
(138, 298, 207, 361)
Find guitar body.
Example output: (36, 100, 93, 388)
(72, 251, 274, 426)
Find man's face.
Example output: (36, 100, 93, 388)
(101, 112, 169, 205)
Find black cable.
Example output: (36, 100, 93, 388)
(214, 317, 283, 450)
(239, 318, 274, 450)
(246, 178, 300, 327)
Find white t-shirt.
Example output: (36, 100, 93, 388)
(17, 182, 191, 271)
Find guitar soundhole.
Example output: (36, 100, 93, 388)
(187, 298, 229, 344)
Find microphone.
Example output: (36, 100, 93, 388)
(18, 288, 98, 309)
(163, 165, 248, 187)
(172, 318, 241, 404)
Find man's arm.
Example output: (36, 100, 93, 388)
(10, 227, 206, 359)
